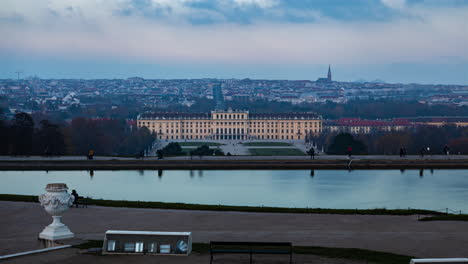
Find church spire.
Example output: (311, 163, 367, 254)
(327, 64, 332, 81)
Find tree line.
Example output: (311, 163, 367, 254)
(0, 112, 155, 156)
(314, 125, 468, 155)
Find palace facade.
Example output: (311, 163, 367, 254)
(137, 109, 322, 140)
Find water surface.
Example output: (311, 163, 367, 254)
(1, 169, 467, 212)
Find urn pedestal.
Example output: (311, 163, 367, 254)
(38, 183, 75, 241)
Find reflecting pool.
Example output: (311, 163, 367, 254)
(1, 169, 467, 212)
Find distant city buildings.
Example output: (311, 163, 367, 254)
(1, 71, 467, 118)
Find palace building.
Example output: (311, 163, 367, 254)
(137, 109, 322, 141)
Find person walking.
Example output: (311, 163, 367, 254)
(399, 147, 404, 157)
(347, 146, 353, 158)
(420, 147, 425, 158)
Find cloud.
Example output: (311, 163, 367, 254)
(0, 0, 467, 67)
(381, 0, 406, 9)
(231, 0, 279, 8)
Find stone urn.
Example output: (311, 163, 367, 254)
(38, 183, 75, 240)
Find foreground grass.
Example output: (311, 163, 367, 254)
(177, 142, 223, 147)
(75, 241, 412, 264)
(249, 148, 306, 156)
(419, 214, 468, 221)
(0, 194, 444, 216)
(243, 142, 293, 147)
(73, 240, 104, 249)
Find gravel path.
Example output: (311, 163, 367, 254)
(1, 201, 467, 260)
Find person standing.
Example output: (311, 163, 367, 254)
(443, 145, 450, 155)
(347, 146, 353, 158)
(308, 147, 315, 159)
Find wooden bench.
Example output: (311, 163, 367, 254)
(210, 241, 292, 264)
(73, 196, 88, 208)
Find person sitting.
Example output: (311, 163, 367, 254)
(71, 189, 79, 207)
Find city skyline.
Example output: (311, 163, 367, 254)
(1, 0, 468, 84)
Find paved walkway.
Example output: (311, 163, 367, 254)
(1, 155, 467, 161)
(1, 201, 467, 259)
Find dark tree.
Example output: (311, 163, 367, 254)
(0, 119, 9, 155)
(35, 120, 66, 156)
(11, 112, 34, 155)
(327, 133, 367, 155)
(160, 142, 184, 156)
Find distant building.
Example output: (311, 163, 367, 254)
(407, 117, 468, 127)
(137, 109, 322, 140)
(316, 65, 332, 83)
(325, 118, 411, 134)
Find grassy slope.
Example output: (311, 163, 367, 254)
(419, 215, 468, 221)
(0, 194, 443, 216)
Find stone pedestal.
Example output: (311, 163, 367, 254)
(38, 183, 75, 241)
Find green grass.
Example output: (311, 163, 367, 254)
(419, 214, 468, 221)
(249, 148, 306, 156)
(243, 142, 293, 147)
(0, 194, 444, 216)
(177, 142, 223, 147)
(73, 240, 103, 249)
(75, 241, 412, 264)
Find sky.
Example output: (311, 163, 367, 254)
(0, 0, 467, 84)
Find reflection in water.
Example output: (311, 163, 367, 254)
(430, 169, 434, 174)
(88, 170, 94, 179)
(138, 170, 144, 176)
(400, 169, 405, 174)
(198, 170, 203, 177)
(1, 169, 468, 212)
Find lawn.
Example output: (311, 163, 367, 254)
(0, 194, 443, 216)
(243, 142, 293, 146)
(248, 148, 305, 156)
(177, 142, 223, 147)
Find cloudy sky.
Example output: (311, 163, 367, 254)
(1, 0, 467, 84)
